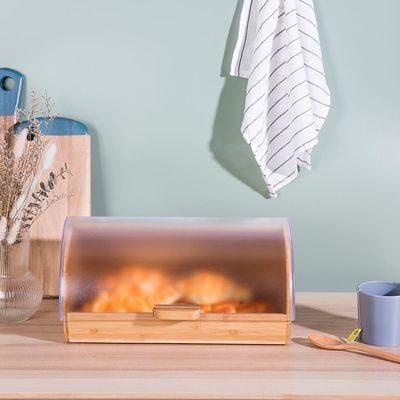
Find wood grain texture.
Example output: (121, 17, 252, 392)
(29, 135, 90, 296)
(66, 317, 290, 344)
(0, 293, 399, 399)
(0, 115, 17, 139)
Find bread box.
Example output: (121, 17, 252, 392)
(60, 217, 294, 344)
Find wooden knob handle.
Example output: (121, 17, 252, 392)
(153, 304, 200, 321)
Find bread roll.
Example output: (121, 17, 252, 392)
(82, 266, 180, 312)
(199, 300, 274, 313)
(177, 271, 251, 304)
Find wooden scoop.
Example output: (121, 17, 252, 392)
(309, 332, 400, 364)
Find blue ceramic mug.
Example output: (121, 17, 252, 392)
(358, 281, 400, 347)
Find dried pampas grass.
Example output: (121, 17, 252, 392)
(0, 91, 70, 245)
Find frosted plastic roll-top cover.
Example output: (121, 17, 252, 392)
(60, 217, 294, 320)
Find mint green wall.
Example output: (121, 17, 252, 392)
(2, 0, 400, 290)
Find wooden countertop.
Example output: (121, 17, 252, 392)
(0, 293, 399, 399)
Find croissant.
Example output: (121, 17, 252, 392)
(176, 271, 251, 304)
(83, 267, 180, 312)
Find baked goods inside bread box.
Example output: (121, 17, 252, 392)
(61, 217, 294, 344)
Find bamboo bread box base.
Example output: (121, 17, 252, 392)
(61, 218, 294, 344)
(66, 313, 291, 344)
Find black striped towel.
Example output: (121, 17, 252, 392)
(230, 0, 330, 197)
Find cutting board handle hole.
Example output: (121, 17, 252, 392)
(0, 76, 15, 91)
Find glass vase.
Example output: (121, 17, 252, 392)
(0, 233, 43, 324)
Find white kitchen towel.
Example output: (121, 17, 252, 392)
(230, 0, 330, 198)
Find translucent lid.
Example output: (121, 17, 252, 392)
(60, 217, 294, 320)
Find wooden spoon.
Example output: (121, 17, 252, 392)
(308, 332, 400, 364)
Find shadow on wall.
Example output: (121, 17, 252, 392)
(210, 0, 269, 199)
(83, 122, 108, 216)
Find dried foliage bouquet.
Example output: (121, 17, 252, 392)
(0, 91, 71, 246)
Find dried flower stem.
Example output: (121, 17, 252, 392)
(0, 91, 67, 244)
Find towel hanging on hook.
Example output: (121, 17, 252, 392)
(230, 0, 330, 198)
